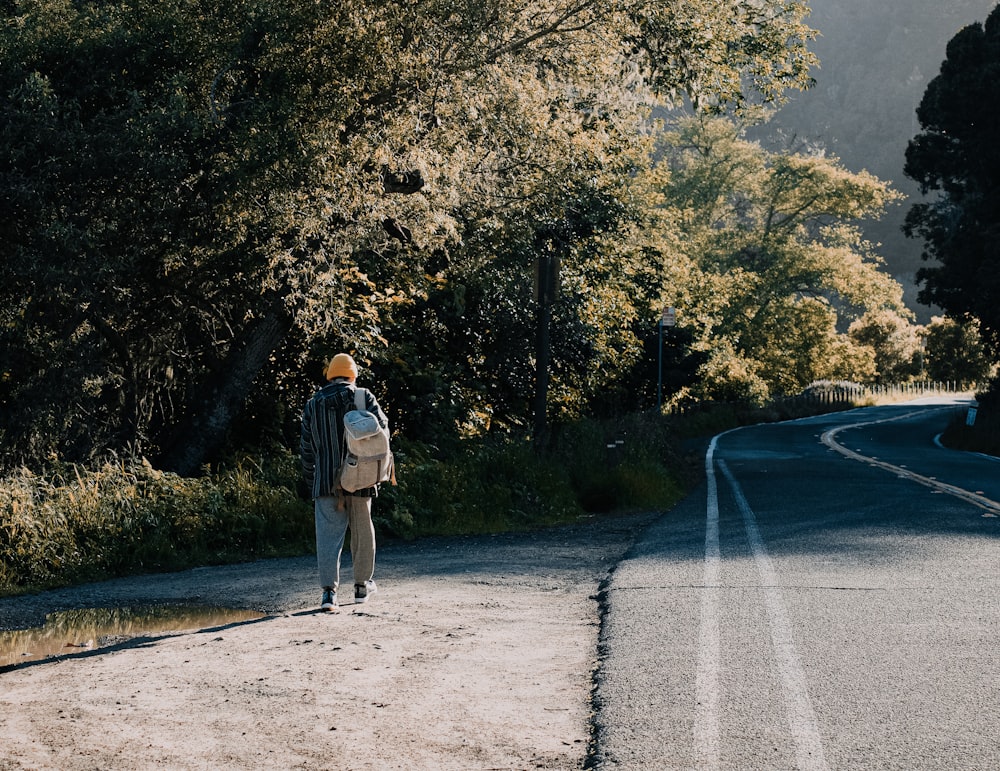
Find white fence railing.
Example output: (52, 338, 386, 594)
(663, 381, 979, 415)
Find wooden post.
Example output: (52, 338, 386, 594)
(533, 252, 560, 450)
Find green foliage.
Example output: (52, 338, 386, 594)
(380, 437, 579, 537)
(636, 116, 908, 401)
(629, 0, 817, 110)
(923, 315, 997, 383)
(379, 410, 688, 537)
(554, 412, 688, 514)
(0, 453, 312, 594)
(0, 0, 818, 473)
(848, 308, 923, 384)
(1, 0, 946, 594)
(1, 410, 693, 592)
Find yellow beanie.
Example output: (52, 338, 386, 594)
(325, 353, 358, 381)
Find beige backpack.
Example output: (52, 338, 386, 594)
(339, 388, 395, 492)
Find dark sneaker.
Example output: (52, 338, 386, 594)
(354, 580, 377, 604)
(320, 588, 336, 611)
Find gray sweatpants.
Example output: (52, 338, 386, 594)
(314, 494, 376, 591)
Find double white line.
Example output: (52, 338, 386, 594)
(695, 408, 998, 767)
(695, 431, 829, 770)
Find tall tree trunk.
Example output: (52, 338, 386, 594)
(158, 295, 293, 476)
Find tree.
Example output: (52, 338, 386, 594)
(923, 315, 996, 384)
(904, 4, 1000, 354)
(0, 0, 818, 471)
(848, 309, 923, 384)
(645, 117, 905, 400)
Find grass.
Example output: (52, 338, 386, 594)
(5, 387, 982, 596)
(0, 454, 313, 595)
(0, 411, 693, 595)
(376, 410, 691, 538)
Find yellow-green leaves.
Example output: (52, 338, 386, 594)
(640, 116, 909, 400)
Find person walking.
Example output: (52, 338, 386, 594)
(300, 353, 389, 610)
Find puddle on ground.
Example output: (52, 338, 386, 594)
(0, 605, 264, 669)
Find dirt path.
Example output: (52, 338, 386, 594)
(0, 512, 656, 770)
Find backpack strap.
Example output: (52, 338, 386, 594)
(336, 387, 360, 485)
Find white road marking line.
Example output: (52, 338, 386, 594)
(695, 404, 987, 764)
(821, 410, 1000, 515)
(718, 459, 830, 771)
(694, 434, 723, 768)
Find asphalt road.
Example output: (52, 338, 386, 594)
(592, 398, 1000, 770)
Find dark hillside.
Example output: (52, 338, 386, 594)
(760, 0, 996, 319)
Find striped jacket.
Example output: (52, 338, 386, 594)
(300, 380, 389, 499)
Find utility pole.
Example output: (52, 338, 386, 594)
(533, 247, 560, 450)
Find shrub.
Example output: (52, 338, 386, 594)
(377, 411, 691, 536)
(0, 453, 312, 595)
(553, 410, 689, 514)
(378, 434, 583, 537)
(1, 413, 695, 593)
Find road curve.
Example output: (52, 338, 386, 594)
(592, 399, 1000, 770)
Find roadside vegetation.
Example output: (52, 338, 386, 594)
(902, 6, 1000, 462)
(4, 384, 982, 596)
(0, 411, 685, 595)
(0, 454, 311, 594)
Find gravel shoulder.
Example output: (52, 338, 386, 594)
(0, 511, 657, 770)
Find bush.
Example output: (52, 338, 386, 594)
(1, 413, 695, 593)
(554, 412, 688, 514)
(374, 411, 691, 536)
(378, 434, 584, 537)
(0, 452, 312, 595)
